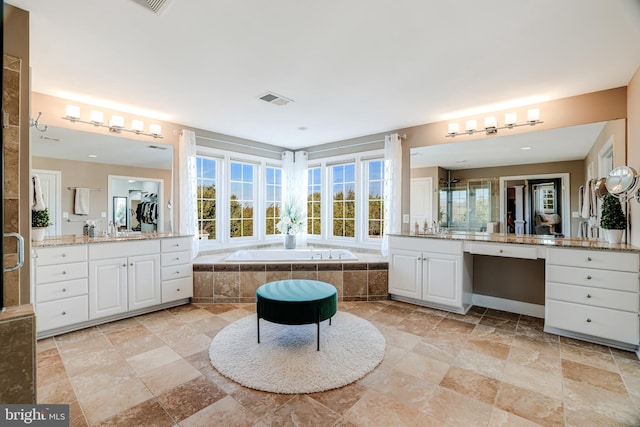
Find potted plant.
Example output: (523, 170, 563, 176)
(276, 203, 306, 249)
(32, 209, 50, 242)
(600, 194, 626, 244)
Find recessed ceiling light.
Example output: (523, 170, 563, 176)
(456, 160, 468, 163)
(298, 126, 307, 131)
(88, 154, 97, 158)
(521, 146, 532, 150)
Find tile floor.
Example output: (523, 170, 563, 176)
(36, 301, 640, 426)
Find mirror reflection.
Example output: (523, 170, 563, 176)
(31, 125, 173, 236)
(410, 119, 625, 238)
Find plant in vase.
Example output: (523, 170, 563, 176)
(600, 193, 626, 244)
(276, 203, 306, 249)
(31, 208, 50, 242)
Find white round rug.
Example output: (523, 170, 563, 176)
(209, 311, 385, 394)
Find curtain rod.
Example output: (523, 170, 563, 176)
(307, 138, 385, 154)
(195, 135, 283, 155)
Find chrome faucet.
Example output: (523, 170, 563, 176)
(328, 249, 333, 259)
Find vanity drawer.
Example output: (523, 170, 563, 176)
(162, 277, 193, 303)
(469, 243, 538, 259)
(37, 278, 88, 303)
(36, 245, 87, 266)
(36, 295, 89, 331)
(90, 240, 160, 260)
(547, 282, 638, 312)
(162, 264, 193, 281)
(547, 248, 639, 272)
(546, 265, 638, 292)
(36, 262, 88, 285)
(161, 237, 192, 253)
(546, 299, 639, 345)
(161, 250, 192, 267)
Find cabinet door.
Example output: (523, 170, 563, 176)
(423, 254, 460, 308)
(89, 258, 128, 319)
(388, 249, 422, 299)
(128, 253, 161, 311)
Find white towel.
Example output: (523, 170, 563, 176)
(31, 174, 46, 211)
(74, 188, 90, 215)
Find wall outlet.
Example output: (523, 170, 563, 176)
(62, 212, 69, 218)
(101, 212, 107, 218)
(572, 211, 580, 218)
(402, 214, 410, 224)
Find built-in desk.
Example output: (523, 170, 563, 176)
(388, 233, 640, 355)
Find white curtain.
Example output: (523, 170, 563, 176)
(381, 133, 402, 256)
(179, 129, 198, 259)
(282, 150, 309, 246)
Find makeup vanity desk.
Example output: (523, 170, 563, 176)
(388, 232, 640, 355)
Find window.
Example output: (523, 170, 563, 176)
(265, 166, 282, 236)
(366, 160, 384, 239)
(229, 161, 255, 238)
(331, 163, 356, 238)
(196, 156, 217, 240)
(451, 189, 467, 228)
(307, 167, 321, 236)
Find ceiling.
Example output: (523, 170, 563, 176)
(410, 121, 608, 170)
(8, 0, 640, 149)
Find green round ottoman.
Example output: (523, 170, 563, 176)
(256, 279, 338, 351)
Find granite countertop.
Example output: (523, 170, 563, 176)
(32, 233, 193, 248)
(389, 232, 640, 252)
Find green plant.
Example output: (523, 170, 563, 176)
(600, 194, 626, 230)
(32, 209, 50, 228)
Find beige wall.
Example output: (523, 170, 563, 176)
(628, 66, 640, 246)
(32, 157, 171, 235)
(397, 88, 628, 233)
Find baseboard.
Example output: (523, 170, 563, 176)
(472, 294, 545, 318)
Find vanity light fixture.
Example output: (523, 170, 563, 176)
(61, 105, 163, 139)
(89, 110, 104, 125)
(446, 108, 543, 138)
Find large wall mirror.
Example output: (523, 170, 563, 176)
(410, 119, 625, 238)
(32, 125, 173, 236)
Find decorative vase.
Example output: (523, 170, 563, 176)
(32, 227, 46, 242)
(605, 229, 624, 244)
(284, 234, 296, 249)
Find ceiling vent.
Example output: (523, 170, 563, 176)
(259, 92, 293, 107)
(131, 0, 173, 14)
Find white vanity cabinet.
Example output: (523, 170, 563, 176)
(34, 236, 193, 338)
(160, 237, 193, 302)
(89, 240, 161, 319)
(389, 236, 472, 313)
(34, 245, 89, 331)
(545, 248, 640, 349)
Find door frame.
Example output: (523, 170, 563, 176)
(499, 173, 570, 236)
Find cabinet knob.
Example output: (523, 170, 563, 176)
(130, 263, 134, 266)
(175, 270, 180, 274)
(175, 257, 180, 261)
(177, 288, 180, 292)
(417, 257, 422, 261)
(61, 311, 67, 316)
(61, 253, 67, 257)
(586, 294, 592, 298)
(586, 275, 592, 280)
(499, 249, 504, 253)
(62, 271, 67, 275)
(122, 264, 126, 267)
(586, 318, 592, 323)
(175, 244, 180, 247)
(587, 257, 592, 261)
(62, 288, 66, 292)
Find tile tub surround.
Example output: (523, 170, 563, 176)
(35, 302, 640, 426)
(193, 260, 389, 303)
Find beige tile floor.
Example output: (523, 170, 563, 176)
(36, 301, 640, 426)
